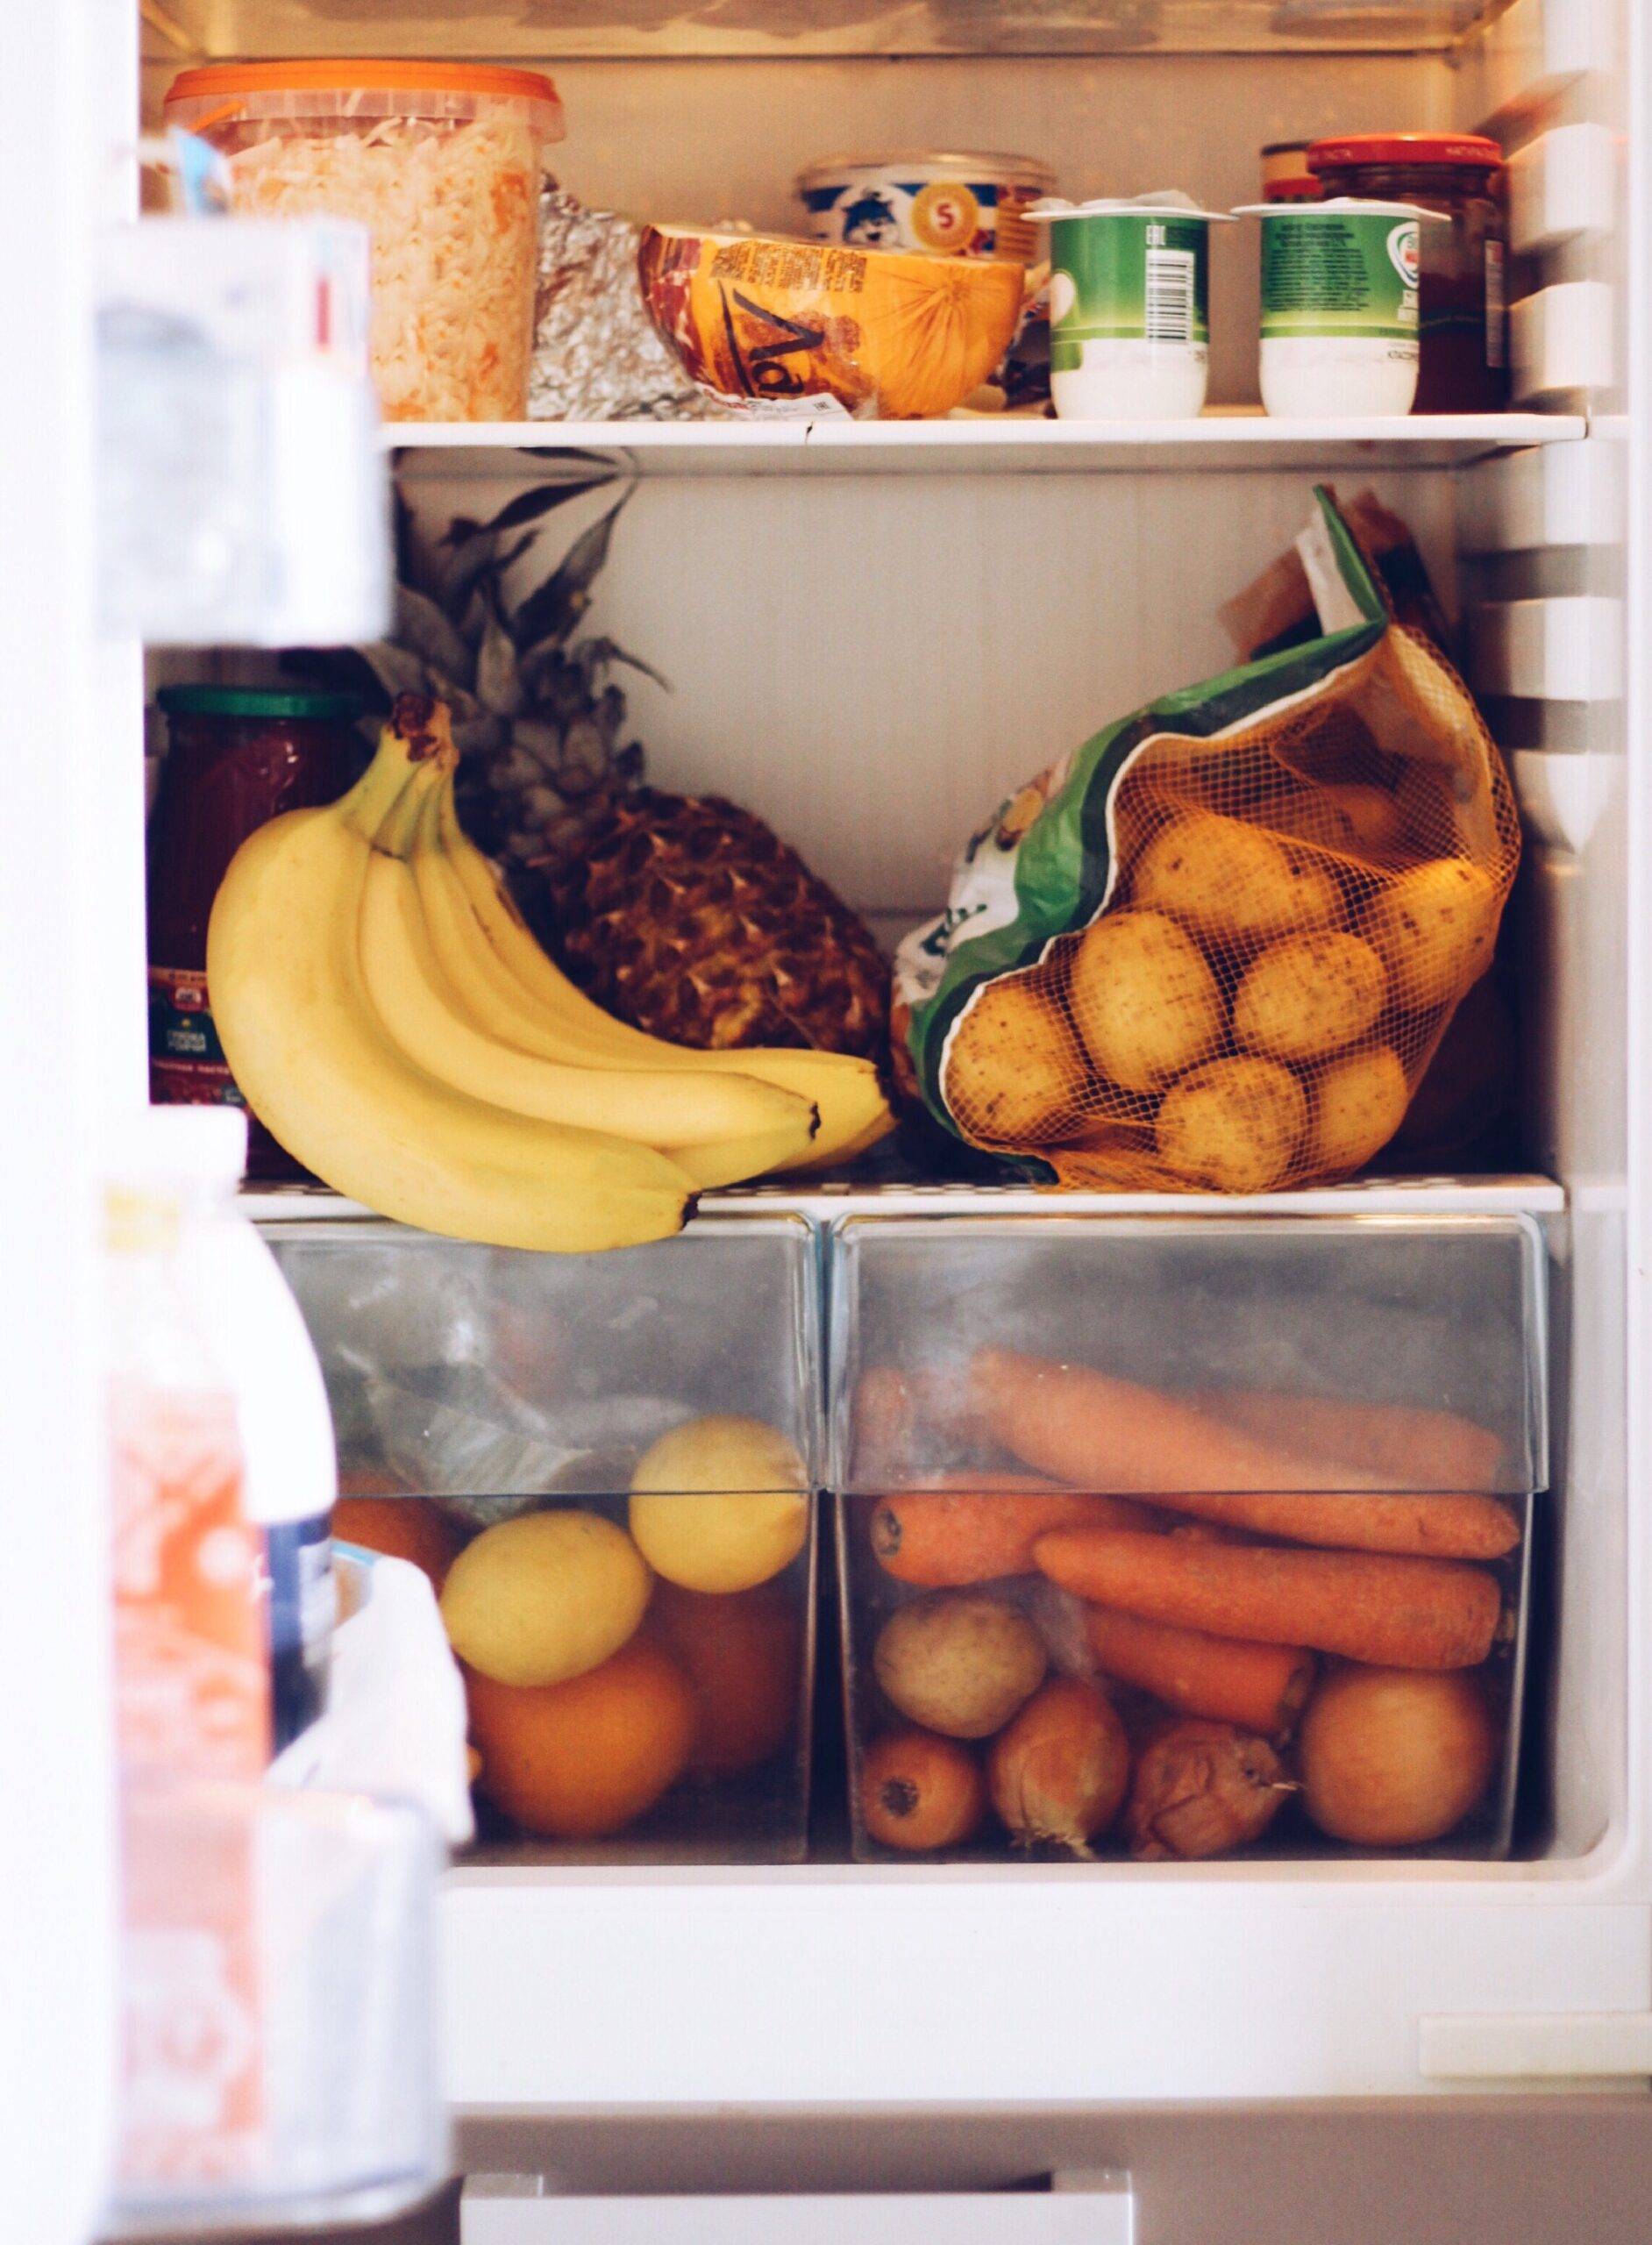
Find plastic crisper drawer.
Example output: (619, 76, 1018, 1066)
(829, 1213, 1546, 1866)
(266, 1214, 819, 1865)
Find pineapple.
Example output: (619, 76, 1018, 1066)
(297, 468, 888, 1060)
(531, 786, 888, 1058)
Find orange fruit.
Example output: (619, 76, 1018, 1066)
(651, 1581, 801, 1782)
(465, 1636, 696, 1840)
(333, 1494, 460, 1591)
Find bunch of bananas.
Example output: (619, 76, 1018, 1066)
(207, 697, 892, 1251)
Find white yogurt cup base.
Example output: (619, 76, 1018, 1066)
(1052, 339, 1210, 421)
(1259, 333, 1420, 418)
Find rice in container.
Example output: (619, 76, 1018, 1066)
(796, 151, 1054, 262)
(1030, 193, 1234, 420)
(1236, 198, 1445, 418)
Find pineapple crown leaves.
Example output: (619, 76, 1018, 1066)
(291, 460, 666, 767)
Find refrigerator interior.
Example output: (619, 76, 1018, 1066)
(117, 0, 1652, 2127)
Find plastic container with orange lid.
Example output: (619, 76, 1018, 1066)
(165, 62, 566, 423)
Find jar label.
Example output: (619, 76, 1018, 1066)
(1048, 215, 1209, 367)
(148, 963, 242, 1108)
(1260, 212, 1420, 340)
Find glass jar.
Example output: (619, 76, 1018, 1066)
(1307, 133, 1507, 413)
(148, 686, 361, 1178)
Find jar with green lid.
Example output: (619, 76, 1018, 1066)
(148, 686, 362, 1177)
(1306, 133, 1507, 412)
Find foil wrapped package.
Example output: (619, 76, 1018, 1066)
(530, 189, 734, 421)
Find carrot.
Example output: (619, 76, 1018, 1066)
(969, 1348, 1520, 1557)
(1195, 1389, 1506, 1493)
(971, 1345, 1348, 1497)
(852, 1365, 977, 1483)
(1138, 1488, 1521, 1561)
(859, 1728, 986, 1853)
(1033, 1529, 1502, 1671)
(1084, 1605, 1314, 1736)
(871, 1479, 1158, 1586)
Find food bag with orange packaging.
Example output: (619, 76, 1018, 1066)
(894, 488, 1520, 1192)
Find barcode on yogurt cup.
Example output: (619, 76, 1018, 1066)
(1145, 247, 1197, 343)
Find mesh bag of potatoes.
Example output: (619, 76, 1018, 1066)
(894, 489, 1520, 1194)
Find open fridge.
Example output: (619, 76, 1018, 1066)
(7, 0, 1652, 2237)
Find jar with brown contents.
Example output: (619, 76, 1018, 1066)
(148, 686, 361, 1178)
(1307, 133, 1507, 412)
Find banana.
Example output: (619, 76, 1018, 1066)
(207, 736, 694, 1253)
(357, 765, 815, 1153)
(409, 786, 822, 1178)
(432, 791, 896, 1166)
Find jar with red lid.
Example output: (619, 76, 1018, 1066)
(1307, 133, 1507, 412)
(148, 686, 361, 1178)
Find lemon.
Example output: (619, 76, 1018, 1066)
(629, 1415, 810, 1594)
(439, 1507, 651, 1687)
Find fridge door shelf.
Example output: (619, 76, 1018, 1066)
(105, 1782, 446, 2240)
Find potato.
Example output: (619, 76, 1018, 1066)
(1325, 782, 1408, 859)
(873, 1593, 1048, 1740)
(1132, 812, 1343, 946)
(1394, 760, 1459, 853)
(1310, 1045, 1408, 1173)
(944, 978, 1087, 1144)
(1233, 931, 1387, 1065)
(1272, 782, 1406, 862)
(1069, 909, 1225, 1092)
(1365, 859, 1499, 1012)
(1155, 1056, 1307, 1194)
(1300, 1664, 1499, 1845)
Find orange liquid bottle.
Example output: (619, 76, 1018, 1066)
(107, 1111, 271, 2191)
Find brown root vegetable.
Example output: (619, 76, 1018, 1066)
(1033, 1528, 1502, 1671)
(859, 1728, 986, 1852)
(944, 975, 1090, 1145)
(1068, 909, 1226, 1092)
(1085, 1605, 1314, 1736)
(872, 1593, 1047, 1740)
(1126, 1719, 1292, 1860)
(851, 1365, 974, 1484)
(987, 1678, 1131, 1856)
(1299, 1664, 1499, 1846)
(871, 1481, 1157, 1587)
(1155, 1055, 1309, 1195)
(1132, 1487, 1521, 1564)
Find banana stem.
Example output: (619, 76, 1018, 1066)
(339, 706, 459, 851)
(374, 757, 438, 859)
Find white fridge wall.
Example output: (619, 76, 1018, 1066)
(440, 467, 1457, 936)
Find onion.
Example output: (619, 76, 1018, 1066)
(987, 1678, 1130, 1857)
(1299, 1664, 1498, 1846)
(1126, 1719, 1292, 1861)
